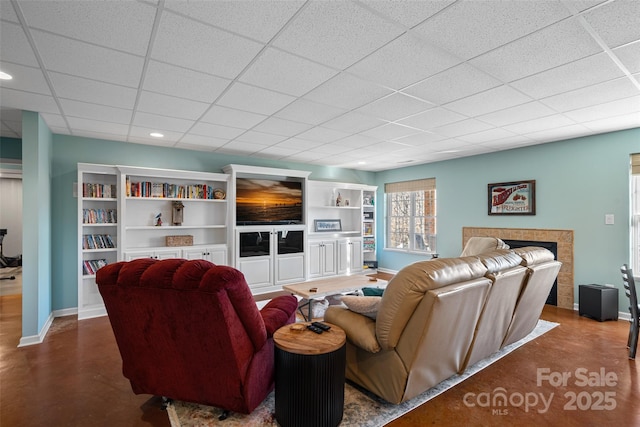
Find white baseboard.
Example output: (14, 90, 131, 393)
(572, 302, 630, 321)
(18, 311, 54, 347)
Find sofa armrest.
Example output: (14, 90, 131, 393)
(324, 306, 381, 353)
(260, 295, 298, 337)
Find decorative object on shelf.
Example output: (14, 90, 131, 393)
(363, 211, 374, 220)
(488, 180, 536, 215)
(172, 201, 184, 226)
(155, 212, 162, 226)
(213, 188, 226, 200)
(166, 235, 194, 247)
(363, 196, 372, 206)
(315, 219, 342, 232)
(336, 192, 342, 207)
(345, 199, 350, 206)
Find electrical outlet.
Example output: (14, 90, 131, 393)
(605, 214, 614, 225)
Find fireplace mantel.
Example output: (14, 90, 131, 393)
(462, 227, 574, 310)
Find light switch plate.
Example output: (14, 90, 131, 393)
(605, 214, 614, 225)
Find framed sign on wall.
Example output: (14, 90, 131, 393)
(488, 180, 536, 215)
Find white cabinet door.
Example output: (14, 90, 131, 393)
(276, 253, 305, 284)
(182, 245, 228, 265)
(308, 240, 337, 278)
(124, 248, 181, 260)
(338, 238, 363, 275)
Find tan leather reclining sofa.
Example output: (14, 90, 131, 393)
(324, 245, 561, 404)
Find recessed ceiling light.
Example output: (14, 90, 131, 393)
(358, 161, 366, 165)
(150, 132, 164, 138)
(0, 71, 13, 80)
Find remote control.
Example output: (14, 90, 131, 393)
(312, 321, 331, 331)
(307, 325, 323, 334)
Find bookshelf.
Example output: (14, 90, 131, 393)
(118, 166, 230, 266)
(77, 163, 119, 320)
(307, 181, 377, 276)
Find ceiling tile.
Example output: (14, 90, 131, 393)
(188, 122, 245, 140)
(355, 93, 433, 121)
(431, 118, 493, 138)
(362, 123, 420, 140)
(173, 142, 215, 152)
(152, 11, 264, 79)
(0, 87, 60, 114)
(239, 48, 337, 96)
(304, 73, 391, 110)
(60, 99, 132, 124)
(19, 1, 155, 55)
(256, 145, 300, 158)
(216, 140, 268, 155)
(396, 107, 466, 131)
(295, 127, 350, 143)
(540, 77, 639, 112)
(477, 102, 557, 127)
(582, 0, 640, 48)
(128, 126, 184, 143)
(272, 0, 404, 69)
(503, 114, 577, 134)
(49, 72, 137, 109)
(0, 62, 50, 95)
(178, 134, 229, 148)
(0, 2, 19, 23)
(331, 134, 380, 149)
(38, 113, 67, 132)
(321, 112, 385, 133)
(32, 30, 144, 87)
(582, 111, 640, 133)
(359, 0, 455, 28)
(163, 0, 304, 43)
(469, 18, 602, 82)
(251, 117, 312, 137)
(199, 105, 267, 129)
(67, 116, 130, 135)
(0, 22, 41, 67)
(457, 127, 519, 144)
(613, 40, 640, 74)
(510, 52, 625, 98)
(137, 91, 209, 120)
(392, 131, 447, 146)
(479, 134, 537, 149)
(216, 82, 296, 116)
(524, 124, 592, 141)
(275, 138, 325, 150)
(562, 96, 640, 122)
(132, 111, 193, 133)
(275, 98, 347, 125)
(234, 130, 287, 145)
(403, 63, 501, 105)
(347, 33, 461, 90)
(412, 0, 570, 60)
(143, 61, 231, 103)
(444, 85, 532, 117)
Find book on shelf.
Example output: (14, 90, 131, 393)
(82, 259, 108, 276)
(127, 179, 216, 199)
(83, 183, 116, 198)
(82, 234, 116, 250)
(83, 208, 117, 224)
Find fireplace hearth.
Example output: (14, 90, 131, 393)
(462, 227, 574, 310)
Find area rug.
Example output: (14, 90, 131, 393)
(167, 319, 558, 427)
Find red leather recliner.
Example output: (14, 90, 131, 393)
(96, 258, 298, 414)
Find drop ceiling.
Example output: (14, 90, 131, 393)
(0, 0, 638, 171)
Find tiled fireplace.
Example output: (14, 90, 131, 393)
(462, 227, 574, 310)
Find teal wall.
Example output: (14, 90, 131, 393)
(50, 134, 374, 310)
(13, 112, 640, 335)
(0, 137, 22, 159)
(375, 128, 639, 309)
(21, 111, 52, 337)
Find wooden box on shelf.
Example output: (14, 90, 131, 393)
(166, 235, 194, 247)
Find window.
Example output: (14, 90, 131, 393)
(631, 154, 640, 273)
(385, 178, 436, 253)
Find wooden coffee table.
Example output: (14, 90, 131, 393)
(283, 275, 387, 320)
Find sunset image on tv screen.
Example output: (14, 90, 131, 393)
(235, 178, 302, 224)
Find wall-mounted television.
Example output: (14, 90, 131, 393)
(235, 178, 303, 226)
